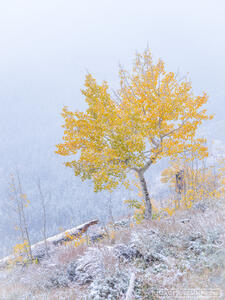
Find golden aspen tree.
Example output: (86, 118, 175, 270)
(56, 48, 212, 219)
(161, 155, 225, 210)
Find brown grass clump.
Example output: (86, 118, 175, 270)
(54, 241, 88, 265)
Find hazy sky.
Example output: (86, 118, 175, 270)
(1, 0, 225, 256)
(0, 0, 225, 170)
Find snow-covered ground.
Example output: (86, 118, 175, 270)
(0, 197, 224, 299)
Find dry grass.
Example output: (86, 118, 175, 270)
(0, 283, 85, 300)
(171, 266, 224, 300)
(53, 241, 88, 265)
(99, 227, 133, 246)
(93, 244, 118, 275)
(1, 198, 224, 299)
(0, 282, 26, 300)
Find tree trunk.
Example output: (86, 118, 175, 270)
(137, 171, 152, 219)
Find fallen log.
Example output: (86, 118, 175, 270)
(0, 219, 99, 268)
(125, 273, 135, 300)
(50, 219, 99, 245)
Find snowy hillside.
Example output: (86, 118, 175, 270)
(0, 197, 224, 299)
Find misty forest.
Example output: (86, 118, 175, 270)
(1, 1, 225, 299)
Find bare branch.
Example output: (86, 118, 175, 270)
(36, 178, 49, 258)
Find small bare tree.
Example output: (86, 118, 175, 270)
(9, 170, 33, 261)
(36, 178, 49, 257)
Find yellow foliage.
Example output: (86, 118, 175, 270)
(110, 230, 116, 240)
(56, 48, 212, 196)
(64, 231, 87, 247)
(11, 240, 32, 265)
(161, 155, 225, 213)
(162, 207, 176, 217)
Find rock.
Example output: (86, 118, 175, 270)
(66, 261, 78, 281)
(188, 232, 204, 242)
(90, 233, 106, 243)
(88, 271, 130, 300)
(115, 244, 142, 261)
(145, 253, 162, 266)
(112, 219, 130, 229)
(49, 273, 69, 288)
(180, 218, 191, 224)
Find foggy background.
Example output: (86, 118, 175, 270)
(0, 0, 225, 257)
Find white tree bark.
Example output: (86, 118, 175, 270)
(137, 171, 152, 219)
